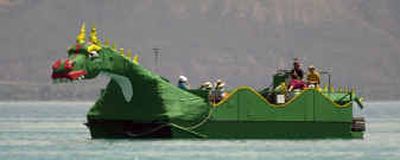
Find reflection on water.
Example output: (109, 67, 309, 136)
(0, 101, 399, 160)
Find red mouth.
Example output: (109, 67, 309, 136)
(51, 70, 87, 80)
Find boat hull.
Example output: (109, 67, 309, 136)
(86, 118, 364, 139)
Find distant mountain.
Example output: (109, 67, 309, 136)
(1, 0, 400, 100)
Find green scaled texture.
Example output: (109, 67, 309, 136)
(86, 47, 210, 124)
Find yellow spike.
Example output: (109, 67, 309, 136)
(330, 85, 335, 92)
(323, 84, 328, 92)
(338, 87, 343, 93)
(104, 37, 110, 46)
(125, 48, 132, 60)
(119, 48, 125, 56)
(316, 85, 321, 92)
(111, 42, 117, 50)
(133, 54, 139, 64)
(76, 22, 86, 44)
(89, 24, 101, 46)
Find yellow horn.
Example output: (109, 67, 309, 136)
(90, 24, 101, 45)
(76, 22, 86, 44)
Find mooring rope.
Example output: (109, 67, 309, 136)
(125, 106, 214, 138)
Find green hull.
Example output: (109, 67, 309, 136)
(86, 119, 363, 139)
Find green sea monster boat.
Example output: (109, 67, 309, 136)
(51, 24, 365, 139)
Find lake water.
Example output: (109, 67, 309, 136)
(0, 101, 399, 160)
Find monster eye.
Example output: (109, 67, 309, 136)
(89, 51, 99, 58)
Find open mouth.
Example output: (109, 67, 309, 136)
(51, 70, 87, 82)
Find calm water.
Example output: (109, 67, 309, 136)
(0, 101, 399, 160)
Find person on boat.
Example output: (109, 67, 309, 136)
(288, 74, 306, 92)
(177, 75, 190, 90)
(306, 65, 321, 89)
(290, 58, 304, 80)
(200, 81, 213, 91)
(212, 79, 226, 103)
(215, 79, 225, 92)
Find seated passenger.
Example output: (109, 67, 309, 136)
(306, 65, 321, 88)
(177, 75, 190, 90)
(215, 79, 225, 92)
(288, 74, 306, 92)
(199, 81, 213, 91)
(212, 79, 226, 103)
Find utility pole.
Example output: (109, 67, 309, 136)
(153, 47, 160, 72)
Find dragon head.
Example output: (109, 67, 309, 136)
(51, 23, 100, 82)
(51, 23, 135, 83)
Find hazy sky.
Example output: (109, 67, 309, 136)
(1, 0, 400, 100)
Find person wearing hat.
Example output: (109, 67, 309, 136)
(306, 65, 321, 88)
(213, 79, 226, 103)
(215, 79, 225, 91)
(177, 75, 190, 90)
(200, 81, 213, 91)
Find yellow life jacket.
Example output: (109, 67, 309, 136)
(307, 72, 320, 84)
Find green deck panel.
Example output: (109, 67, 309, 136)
(314, 91, 353, 122)
(212, 88, 353, 123)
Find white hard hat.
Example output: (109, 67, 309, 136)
(203, 81, 213, 88)
(178, 75, 188, 82)
(215, 79, 225, 88)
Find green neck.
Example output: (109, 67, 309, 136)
(89, 47, 210, 122)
